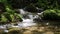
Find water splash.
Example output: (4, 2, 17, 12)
(4, 30, 9, 33)
(0, 9, 39, 30)
(18, 9, 28, 15)
(0, 25, 6, 29)
(18, 18, 36, 28)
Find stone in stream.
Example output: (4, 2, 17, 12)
(33, 15, 43, 22)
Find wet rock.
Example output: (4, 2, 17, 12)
(33, 17, 42, 22)
(36, 7, 44, 13)
(33, 15, 43, 22)
(23, 15, 30, 19)
(14, 23, 18, 26)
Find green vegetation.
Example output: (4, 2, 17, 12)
(36, 0, 60, 9)
(42, 9, 60, 20)
(0, 0, 60, 34)
(0, 0, 22, 24)
(7, 0, 60, 9)
(0, 12, 22, 24)
(0, 0, 60, 24)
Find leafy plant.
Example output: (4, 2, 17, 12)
(2, 12, 22, 23)
(0, 14, 8, 24)
(42, 9, 60, 20)
(14, 13, 22, 22)
(0, 1, 22, 24)
(9, 14, 15, 22)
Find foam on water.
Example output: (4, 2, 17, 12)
(18, 9, 26, 15)
(16, 9, 37, 27)
(18, 18, 36, 28)
(0, 9, 38, 31)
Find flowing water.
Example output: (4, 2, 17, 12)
(17, 9, 42, 28)
(0, 8, 42, 32)
(0, 9, 60, 34)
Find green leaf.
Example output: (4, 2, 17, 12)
(10, 14, 15, 22)
(1, 14, 8, 22)
(14, 13, 22, 21)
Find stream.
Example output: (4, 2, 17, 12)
(0, 8, 43, 32)
(0, 9, 60, 34)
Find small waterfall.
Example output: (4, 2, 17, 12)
(0, 8, 43, 32)
(18, 19, 36, 28)
(28, 14, 34, 19)
(17, 9, 37, 27)
(18, 9, 26, 15)
(14, 8, 43, 27)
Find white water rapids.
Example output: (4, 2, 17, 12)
(0, 8, 44, 32)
